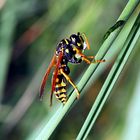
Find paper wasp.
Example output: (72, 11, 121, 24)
(39, 32, 105, 106)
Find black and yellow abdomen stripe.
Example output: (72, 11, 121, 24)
(54, 72, 67, 104)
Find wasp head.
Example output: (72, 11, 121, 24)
(70, 32, 87, 51)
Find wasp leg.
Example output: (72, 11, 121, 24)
(60, 69, 80, 99)
(82, 55, 105, 64)
(93, 59, 106, 63)
(73, 46, 105, 64)
(73, 47, 92, 64)
(87, 56, 95, 59)
(82, 57, 105, 64)
(79, 54, 105, 64)
(81, 57, 92, 64)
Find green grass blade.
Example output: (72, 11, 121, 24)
(103, 20, 125, 40)
(121, 53, 140, 140)
(0, 0, 17, 102)
(28, 1, 140, 139)
(27, 10, 136, 140)
(76, 12, 140, 140)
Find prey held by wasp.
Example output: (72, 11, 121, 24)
(39, 32, 105, 106)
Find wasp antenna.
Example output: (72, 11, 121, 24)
(82, 33, 90, 50)
(77, 32, 80, 35)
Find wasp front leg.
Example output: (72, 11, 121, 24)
(73, 46, 105, 64)
(82, 56, 105, 64)
(60, 69, 80, 99)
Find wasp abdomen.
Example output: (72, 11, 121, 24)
(54, 73, 67, 104)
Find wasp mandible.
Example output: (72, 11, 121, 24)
(39, 32, 105, 106)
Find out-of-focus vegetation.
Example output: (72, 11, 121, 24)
(0, 0, 139, 140)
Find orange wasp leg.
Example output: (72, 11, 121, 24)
(82, 57, 105, 64)
(39, 54, 56, 99)
(50, 51, 63, 106)
(60, 69, 80, 99)
(93, 59, 106, 63)
(73, 46, 105, 64)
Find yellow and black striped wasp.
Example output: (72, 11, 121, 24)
(39, 32, 105, 106)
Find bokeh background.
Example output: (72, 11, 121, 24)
(0, 0, 140, 140)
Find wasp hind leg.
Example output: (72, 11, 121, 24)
(60, 69, 80, 99)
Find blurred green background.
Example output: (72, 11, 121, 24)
(0, 0, 140, 140)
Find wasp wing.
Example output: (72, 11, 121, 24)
(39, 54, 56, 99)
(50, 51, 63, 106)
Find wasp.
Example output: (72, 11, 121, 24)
(39, 32, 105, 106)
